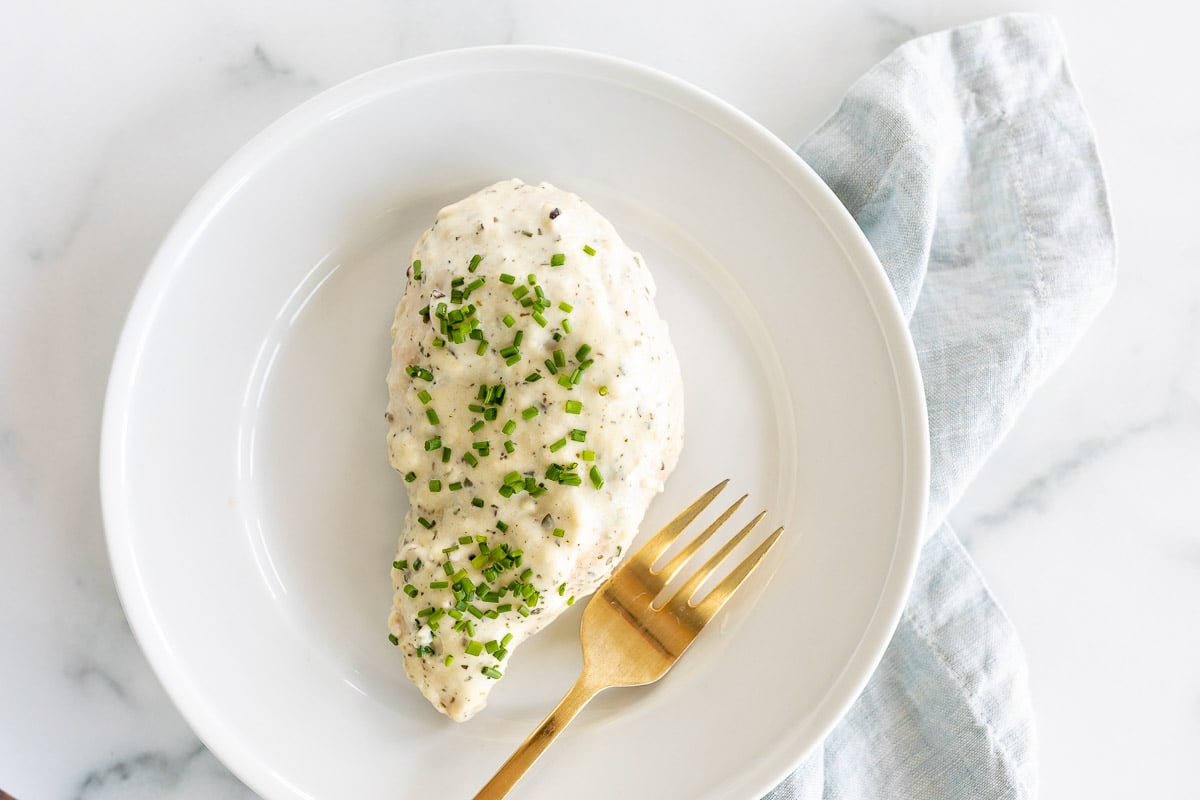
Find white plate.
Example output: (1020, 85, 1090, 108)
(102, 47, 927, 800)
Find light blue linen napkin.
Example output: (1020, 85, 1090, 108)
(768, 14, 1115, 799)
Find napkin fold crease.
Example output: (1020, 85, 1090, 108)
(767, 14, 1115, 799)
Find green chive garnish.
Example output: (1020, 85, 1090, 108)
(471, 497, 484, 508)
(522, 407, 539, 420)
(581, 450, 595, 461)
(565, 400, 583, 414)
(465, 641, 483, 656)
(403, 584, 418, 597)
(418, 517, 434, 529)
(598, 385, 609, 396)
(582, 244, 596, 256)
(552, 527, 565, 538)
(429, 480, 442, 492)
(550, 253, 565, 266)
(502, 314, 515, 328)
(424, 436, 442, 451)
(404, 471, 416, 483)
(468, 254, 482, 272)
(389, 633, 400, 645)
(589, 465, 604, 489)
(575, 344, 591, 361)
(417, 389, 431, 404)
(499, 273, 516, 285)
(412, 260, 423, 279)
(549, 438, 567, 452)
(426, 408, 440, 425)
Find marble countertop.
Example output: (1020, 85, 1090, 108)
(2, 2, 1196, 798)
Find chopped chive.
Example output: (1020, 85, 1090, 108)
(553, 349, 566, 368)
(388, 633, 399, 645)
(518, 605, 531, 617)
(505, 354, 521, 366)
(496, 520, 509, 532)
(404, 471, 416, 483)
(412, 259, 423, 279)
(451, 277, 465, 288)
(583, 244, 596, 256)
(469, 420, 484, 433)
(557, 374, 574, 389)
(442, 447, 452, 463)
(549, 438, 567, 453)
(424, 436, 442, 451)
(499, 273, 516, 284)
(426, 408, 440, 425)
(471, 497, 484, 508)
(504, 440, 515, 453)
(431, 338, 445, 348)
(552, 527, 565, 538)
(511, 286, 529, 301)
(502, 419, 517, 435)
(476, 340, 488, 356)
(522, 407, 539, 420)
(589, 465, 604, 489)
(444, 654, 454, 667)
(565, 400, 583, 414)
(465, 640, 483, 656)
(469, 254, 482, 272)
(544, 358, 558, 375)
(449, 481, 463, 491)
(525, 371, 542, 383)
(393, 559, 408, 570)
(403, 584, 419, 598)
(581, 449, 595, 461)
(599, 385, 609, 396)
(527, 273, 537, 285)
(417, 389, 431, 404)
(418, 517, 434, 529)
(532, 312, 548, 327)
(550, 253, 565, 266)
(430, 580, 449, 589)
(463, 452, 479, 468)
(569, 429, 587, 442)
(484, 407, 498, 421)
(575, 344, 592, 361)
(567, 596, 575, 606)
(558, 301, 574, 313)
(482, 666, 503, 679)
(501, 314, 516, 329)
(562, 318, 572, 334)
(429, 479, 442, 492)
(472, 440, 489, 451)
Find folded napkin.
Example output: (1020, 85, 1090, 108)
(767, 14, 1115, 799)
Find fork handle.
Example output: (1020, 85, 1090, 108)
(472, 673, 604, 799)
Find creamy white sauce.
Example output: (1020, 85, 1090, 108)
(385, 179, 683, 721)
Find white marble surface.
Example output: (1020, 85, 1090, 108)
(2, 2, 1197, 798)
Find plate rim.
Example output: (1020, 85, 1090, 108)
(101, 44, 929, 800)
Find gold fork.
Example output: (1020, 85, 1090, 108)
(472, 479, 783, 799)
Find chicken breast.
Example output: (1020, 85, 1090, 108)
(385, 179, 683, 721)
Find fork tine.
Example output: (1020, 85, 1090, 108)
(652, 494, 747, 585)
(690, 527, 783, 620)
(630, 479, 728, 567)
(668, 510, 766, 606)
